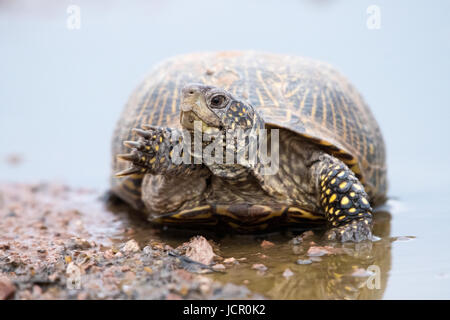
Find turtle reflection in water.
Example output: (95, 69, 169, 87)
(111, 51, 387, 242)
(224, 210, 392, 299)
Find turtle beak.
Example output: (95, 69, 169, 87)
(180, 84, 222, 130)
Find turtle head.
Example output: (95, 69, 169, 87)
(180, 83, 259, 133)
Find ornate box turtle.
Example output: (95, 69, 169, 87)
(111, 51, 387, 242)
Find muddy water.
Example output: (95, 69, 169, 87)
(1, 1, 450, 299)
(104, 195, 449, 299)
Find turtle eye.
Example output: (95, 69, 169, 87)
(210, 94, 227, 108)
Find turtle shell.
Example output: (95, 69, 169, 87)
(112, 51, 387, 205)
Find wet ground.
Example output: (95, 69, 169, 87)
(0, 183, 262, 300)
(2, 181, 448, 299)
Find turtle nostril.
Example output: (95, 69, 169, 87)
(189, 90, 194, 95)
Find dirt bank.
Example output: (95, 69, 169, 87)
(0, 183, 259, 300)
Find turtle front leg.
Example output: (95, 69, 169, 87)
(314, 154, 373, 242)
(116, 125, 201, 177)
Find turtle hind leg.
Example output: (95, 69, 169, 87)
(315, 154, 373, 242)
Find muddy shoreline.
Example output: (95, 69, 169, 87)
(0, 182, 394, 300)
(0, 182, 262, 300)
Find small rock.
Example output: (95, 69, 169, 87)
(143, 267, 153, 274)
(282, 268, 294, 278)
(302, 230, 314, 238)
(223, 257, 237, 264)
(103, 249, 114, 259)
(181, 236, 216, 265)
(291, 237, 303, 245)
(243, 280, 249, 285)
(66, 263, 81, 289)
(212, 264, 226, 271)
(122, 239, 140, 253)
(296, 259, 312, 265)
(310, 257, 322, 262)
(291, 231, 315, 245)
(260, 240, 275, 248)
(252, 263, 268, 272)
(351, 268, 374, 277)
(307, 246, 329, 257)
(178, 285, 189, 296)
(0, 275, 15, 300)
(48, 273, 58, 282)
(292, 246, 303, 255)
(67, 237, 92, 250)
(32, 285, 42, 296)
(197, 276, 213, 295)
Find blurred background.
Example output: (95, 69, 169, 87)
(1, 0, 450, 298)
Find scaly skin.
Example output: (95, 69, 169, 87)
(314, 154, 373, 242)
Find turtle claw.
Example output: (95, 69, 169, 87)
(325, 219, 373, 243)
(132, 128, 153, 139)
(117, 151, 139, 162)
(115, 165, 143, 177)
(123, 140, 142, 149)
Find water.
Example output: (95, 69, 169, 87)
(1, 0, 450, 299)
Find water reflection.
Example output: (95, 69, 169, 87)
(107, 196, 392, 300)
(207, 211, 392, 300)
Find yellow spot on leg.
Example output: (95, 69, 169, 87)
(329, 194, 337, 203)
(341, 196, 349, 205)
(339, 181, 348, 190)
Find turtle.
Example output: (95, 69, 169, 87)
(110, 51, 387, 242)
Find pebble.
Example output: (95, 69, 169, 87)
(307, 246, 329, 257)
(351, 268, 374, 277)
(0, 275, 15, 300)
(212, 264, 226, 271)
(181, 236, 216, 265)
(291, 230, 315, 245)
(252, 264, 268, 272)
(296, 259, 312, 265)
(223, 257, 237, 264)
(282, 268, 294, 278)
(260, 240, 275, 248)
(143, 267, 153, 274)
(122, 239, 140, 253)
